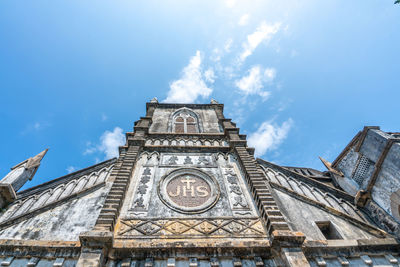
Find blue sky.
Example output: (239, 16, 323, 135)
(0, 1, 399, 190)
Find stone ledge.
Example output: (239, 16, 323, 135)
(271, 230, 306, 247)
(79, 231, 113, 249)
(304, 238, 399, 248)
(113, 238, 271, 250)
(303, 238, 400, 257)
(0, 239, 80, 248)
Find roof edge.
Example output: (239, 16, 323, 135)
(16, 158, 117, 199)
(257, 158, 354, 202)
(146, 102, 224, 110)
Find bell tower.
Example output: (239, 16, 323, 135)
(77, 99, 307, 267)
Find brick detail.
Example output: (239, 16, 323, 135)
(234, 146, 290, 234)
(94, 145, 141, 231)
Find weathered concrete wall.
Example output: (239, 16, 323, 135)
(274, 190, 375, 240)
(341, 130, 400, 222)
(359, 130, 389, 163)
(149, 107, 222, 133)
(115, 152, 267, 241)
(372, 141, 400, 220)
(337, 149, 359, 179)
(336, 130, 400, 220)
(0, 184, 111, 241)
(335, 148, 360, 195)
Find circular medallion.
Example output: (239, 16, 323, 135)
(158, 168, 220, 214)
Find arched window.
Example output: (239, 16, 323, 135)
(174, 114, 198, 133)
(170, 108, 201, 133)
(175, 116, 185, 133)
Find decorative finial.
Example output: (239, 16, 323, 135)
(150, 97, 158, 103)
(210, 99, 219, 104)
(0, 149, 49, 207)
(25, 148, 48, 170)
(319, 157, 343, 177)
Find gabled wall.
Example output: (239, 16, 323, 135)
(273, 189, 376, 240)
(149, 106, 222, 133)
(0, 185, 110, 241)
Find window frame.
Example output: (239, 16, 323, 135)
(169, 108, 202, 133)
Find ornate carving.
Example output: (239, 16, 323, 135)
(158, 168, 220, 214)
(161, 154, 216, 168)
(197, 156, 210, 166)
(145, 137, 229, 147)
(131, 167, 154, 212)
(229, 185, 242, 195)
(137, 184, 148, 195)
(168, 156, 178, 165)
(233, 196, 248, 208)
(143, 167, 151, 175)
(184, 156, 193, 165)
(222, 167, 250, 212)
(227, 175, 238, 185)
(134, 197, 145, 209)
(146, 136, 229, 148)
(140, 175, 150, 184)
(117, 218, 266, 238)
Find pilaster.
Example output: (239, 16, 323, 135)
(234, 146, 291, 234)
(220, 114, 308, 266)
(78, 117, 149, 266)
(280, 247, 311, 267)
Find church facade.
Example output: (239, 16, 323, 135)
(0, 99, 399, 266)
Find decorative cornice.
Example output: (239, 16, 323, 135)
(146, 102, 224, 111)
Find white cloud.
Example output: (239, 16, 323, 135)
(163, 51, 212, 103)
(264, 68, 276, 82)
(204, 68, 216, 83)
(101, 113, 108, 121)
(238, 14, 250, 26)
(210, 39, 233, 62)
(225, 0, 236, 8)
(66, 166, 76, 173)
(235, 66, 263, 95)
(83, 141, 97, 155)
(224, 38, 233, 52)
(83, 128, 125, 160)
(248, 118, 293, 157)
(20, 121, 51, 135)
(239, 21, 281, 63)
(211, 48, 221, 62)
(99, 127, 125, 159)
(234, 65, 276, 100)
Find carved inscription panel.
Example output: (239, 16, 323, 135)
(166, 175, 211, 207)
(158, 168, 220, 214)
(121, 152, 259, 220)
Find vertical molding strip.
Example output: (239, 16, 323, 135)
(94, 145, 141, 231)
(234, 146, 290, 234)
